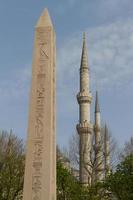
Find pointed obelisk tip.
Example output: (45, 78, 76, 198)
(36, 8, 53, 28)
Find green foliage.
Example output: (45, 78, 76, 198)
(0, 131, 25, 200)
(57, 161, 83, 200)
(56, 162, 110, 200)
(105, 154, 133, 200)
(85, 182, 111, 200)
(0, 130, 132, 200)
(57, 154, 133, 200)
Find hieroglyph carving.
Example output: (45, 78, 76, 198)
(32, 28, 50, 200)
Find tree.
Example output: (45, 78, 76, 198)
(105, 154, 133, 200)
(68, 127, 119, 182)
(57, 160, 87, 200)
(57, 158, 113, 200)
(120, 137, 133, 160)
(0, 130, 25, 200)
(68, 133, 79, 169)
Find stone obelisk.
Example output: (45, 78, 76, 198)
(23, 8, 56, 200)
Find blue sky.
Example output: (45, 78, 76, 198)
(0, 0, 133, 148)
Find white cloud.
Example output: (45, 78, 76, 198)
(57, 18, 133, 94)
(1, 18, 133, 111)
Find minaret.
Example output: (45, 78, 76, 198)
(94, 91, 104, 182)
(104, 124, 110, 177)
(76, 33, 93, 186)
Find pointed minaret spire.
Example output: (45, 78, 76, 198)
(80, 32, 90, 92)
(94, 91, 104, 182)
(104, 124, 110, 177)
(77, 33, 93, 186)
(95, 91, 100, 113)
(105, 124, 109, 138)
(36, 8, 53, 28)
(80, 32, 89, 70)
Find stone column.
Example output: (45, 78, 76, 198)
(22, 8, 56, 200)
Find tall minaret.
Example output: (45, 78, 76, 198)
(104, 124, 110, 177)
(77, 33, 93, 186)
(94, 91, 104, 182)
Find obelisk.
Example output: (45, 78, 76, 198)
(23, 8, 56, 200)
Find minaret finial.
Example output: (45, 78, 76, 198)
(95, 91, 100, 113)
(80, 32, 88, 69)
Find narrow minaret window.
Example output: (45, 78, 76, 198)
(104, 124, 110, 177)
(76, 33, 93, 186)
(94, 91, 104, 182)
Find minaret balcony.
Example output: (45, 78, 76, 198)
(77, 91, 92, 104)
(76, 121, 93, 134)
